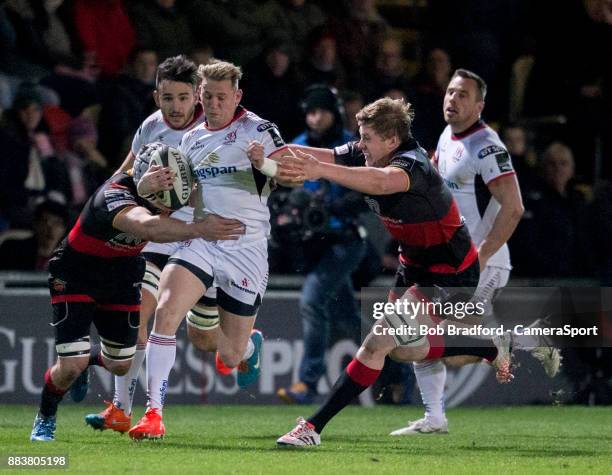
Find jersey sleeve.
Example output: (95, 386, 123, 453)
(388, 153, 428, 193)
(95, 176, 140, 224)
(333, 141, 364, 167)
(131, 122, 146, 156)
(474, 142, 515, 184)
(256, 121, 286, 156)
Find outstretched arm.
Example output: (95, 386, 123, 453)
(284, 150, 409, 195)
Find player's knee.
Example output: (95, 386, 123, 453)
(108, 360, 132, 376)
(100, 338, 136, 372)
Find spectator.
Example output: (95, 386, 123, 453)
(62, 116, 109, 213)
(0, 198, 68, 270)
(0, 86, 71, 224)
(73, 0, 135, 76)
(278, 0, 326, 61)
(501, 123, 539, 193)
(241, 33, 304, 139)
(40, 53, 100, 117)
(363, 35, 411, 102)
(128, 0, 195, 62)
(409, 48, 452, 153)
(341, 90, 364, 138)
(301, 26, 347, 89)
(510, 142, 592, 277)
(98, 48, 158, 168)
(326, 0, 389, 89)
(186, 0, 284, 66)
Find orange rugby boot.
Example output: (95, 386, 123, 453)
(85, 401, 131, 433)
(128, 408, 166, 440)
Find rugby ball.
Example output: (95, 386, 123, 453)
(133, 142, 193, 210)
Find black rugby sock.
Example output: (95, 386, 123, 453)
(39, 368, 67, 418)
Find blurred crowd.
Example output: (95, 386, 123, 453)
(0, 0, 610, 282)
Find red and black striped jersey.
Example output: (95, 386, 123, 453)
(50, 173, 154, 283)
(334, 140, 477, 273)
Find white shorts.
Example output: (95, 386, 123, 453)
(142, 240, 217, 305)
(168, 239, 268, 316)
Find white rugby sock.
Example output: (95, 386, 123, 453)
(113, 344, 146, 415)
(242, 338, 254, 360)
(146, 332, 176, 414)
(413, 360, 447, 423)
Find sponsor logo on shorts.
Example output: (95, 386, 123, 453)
(231, 280, 256, 295)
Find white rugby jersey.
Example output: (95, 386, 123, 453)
(179, 107, 286, 248)
(434, 121, 515, 269)
(131, 106, 205, 222)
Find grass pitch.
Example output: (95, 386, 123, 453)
(1, 405, 611, 474)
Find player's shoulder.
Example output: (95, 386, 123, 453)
(137, 110, 164, 136)
(242, 110, 279, 132)
(468, 124, 508, 160)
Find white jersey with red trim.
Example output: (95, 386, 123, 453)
(179, 107, 286, 248)
(131, 107, 205, 223)
(434, 122, 514, 269)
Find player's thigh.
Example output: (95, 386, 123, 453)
(155, 262, 209, 334)
(93, 298, 140, 366)
(48, 276, 95, 360)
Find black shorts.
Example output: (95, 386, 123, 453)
(48, 272, 140, 356)
(391, 259, 480, 307)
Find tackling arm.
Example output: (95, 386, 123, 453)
(112, 206, 246, 243)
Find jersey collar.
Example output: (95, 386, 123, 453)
(204, 105, 248, 131)
(451, 120, 486, 140)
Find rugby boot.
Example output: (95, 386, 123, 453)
(128, 408, 165, 440)
(85, 401, 131, 433)
(237, 330, 263, 388)
(277, 417, 320, 447)
(30, 415, 56, 442)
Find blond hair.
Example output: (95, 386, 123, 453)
(356, 97, 415, 141)
(198, 59, 242, 89)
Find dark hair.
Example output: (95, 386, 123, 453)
(155, 55, 199, 89)
(451, 68, 487, 100)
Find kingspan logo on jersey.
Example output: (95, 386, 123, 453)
(194, 151, 237, 180)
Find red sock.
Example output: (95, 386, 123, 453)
(346, 358, 381, 387)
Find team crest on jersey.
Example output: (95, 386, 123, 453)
(223, 130, 237, 144)
(478, 145, 505, 159)
(453, 146, 464, 161)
